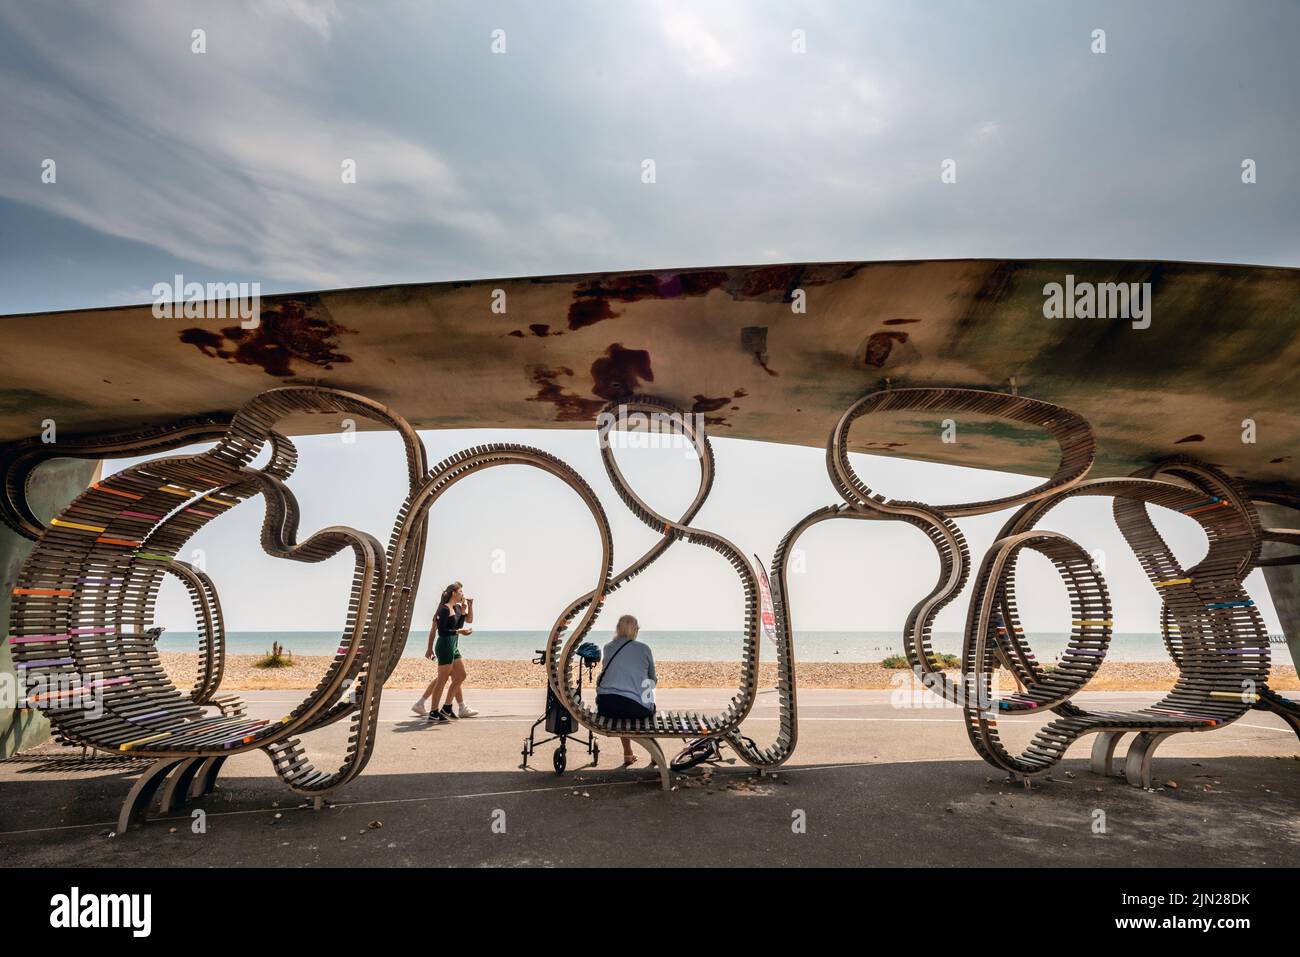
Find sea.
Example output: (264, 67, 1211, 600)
(158, 629, 1293, 665)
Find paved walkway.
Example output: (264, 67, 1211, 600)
(1, 689, 1296, 867)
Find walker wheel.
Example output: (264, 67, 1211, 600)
(671, 736, 722, 772)
(553, 745, 567, 775)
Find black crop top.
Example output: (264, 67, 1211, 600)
(436, 603, 466, 638)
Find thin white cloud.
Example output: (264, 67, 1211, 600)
(252, 0, 341, 39)
(970, 120, 1001, 143)
(658, 6, 738, 76)
(806, 63, 894, 135)
(0, 2, 506, 286)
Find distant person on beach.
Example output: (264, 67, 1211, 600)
(595, 615, 657, 767)
(412, 582, 479, 721)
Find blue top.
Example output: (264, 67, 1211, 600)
(597, 637, 656, 706)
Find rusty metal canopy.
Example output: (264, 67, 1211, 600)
(3, 258, 1298, 484)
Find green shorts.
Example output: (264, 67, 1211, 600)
(434, 633, 461, 666)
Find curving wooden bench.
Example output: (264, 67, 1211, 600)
(972, 477, 1270, 786)
(823, 387, 1098, 712)
(541, 397, 769, 786)
(1136, 457, 1300, 742)
(8, 387, 430, 830)
(7, 382, 1287, 821)
(809, 387, 1274, 786)
(6, 396, 665, 814)
(541, 386, 1284, 788)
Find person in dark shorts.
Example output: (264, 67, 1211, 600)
(412, 582, 478, 722)
(595, 615, 656, 767)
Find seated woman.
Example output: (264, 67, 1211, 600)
(595, 615, 657, 767)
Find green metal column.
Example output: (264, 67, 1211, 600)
(0, 457, 99, 757)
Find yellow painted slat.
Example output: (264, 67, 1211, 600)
(50, 518, 106, 533)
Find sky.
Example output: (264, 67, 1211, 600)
(3, 0, 1299, 313)
(4, 1, 1294, 636)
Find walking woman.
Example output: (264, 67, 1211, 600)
(411, 582, 479, 722)
(595, 615, 657, 767)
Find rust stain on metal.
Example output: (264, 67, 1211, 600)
(527, 343, 655, 421)
(691, 395, 731, 413)
(567, 271, 731, 331)
(740, 326, 779, 376)
(178, 299, 354, 378)
(591, 343, 654, 400)
(858, 441, 908, 451)
(863, 331, 909, 368)
(672, 271, 731, 297)
(567, 297, 620, 330)
(178, 327, 225, 355)
(526, 366, 604, 422)
(564, 265, 865, 334)
(736, 263, 864, 301)
(738, 265, 805, 300)
(693, 387, 749, 414)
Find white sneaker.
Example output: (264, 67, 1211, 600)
(410, 699, 428, 716)
(457, 703, 479, 718)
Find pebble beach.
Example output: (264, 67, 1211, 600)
(163, 652, 1300, 693)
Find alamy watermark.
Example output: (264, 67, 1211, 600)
(4, 671, 111, 719)
(596, 405, 706, 460)
(49, 887, 151, 937)
(889, 668, 1011, 713)
(1042, 274, 1151, 330)
(152, 274, 260, 328)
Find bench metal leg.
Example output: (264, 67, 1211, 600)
(635, 738, 671, 790)
(1090, 731, 1124, 777)
(117, 758, 186, 834)
(1124, 732, 1170, 788)
(189, 755, 227, 799)
(1272, 706, 1300, 742)
(158, 757, 204, 814)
